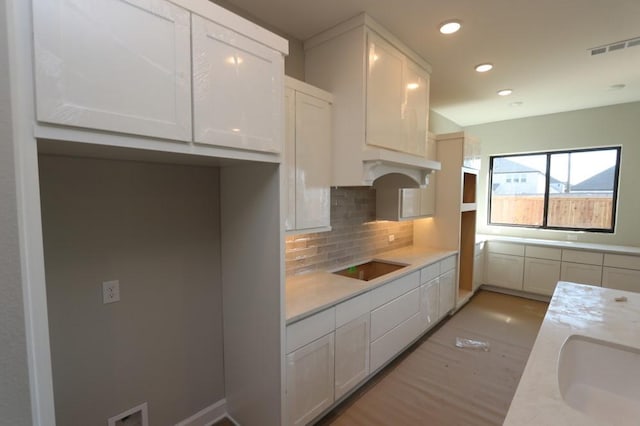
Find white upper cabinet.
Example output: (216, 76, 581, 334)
(366, 31, 429, 156)
(33, 0, 192, 141)
(192, 15, 283, 153)
(284, 77, 333, 233)
(305, 14, 437, 186)
(366, 32, 404, 152)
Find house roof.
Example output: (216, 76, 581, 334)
(571, 166, 616, 191)
(492, 158, 541, 174)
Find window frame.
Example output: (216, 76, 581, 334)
(488, 146, 621, 233)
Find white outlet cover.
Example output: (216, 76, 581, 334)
(102, 280, 120, 304)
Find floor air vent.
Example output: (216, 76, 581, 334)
(590, 37, 640, 56)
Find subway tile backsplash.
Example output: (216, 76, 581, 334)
(285, 187, 413, 276)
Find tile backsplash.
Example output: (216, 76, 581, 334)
(285, 187, 413, 276)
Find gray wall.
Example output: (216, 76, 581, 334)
(39, 156, 225, 425)
(429, 110, 463, 134)
(286, 187, 413, 276)
(466, 101, 640, 247)
(0, 0, 33, 423)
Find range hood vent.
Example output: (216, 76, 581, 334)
(361, 148, 441, 187)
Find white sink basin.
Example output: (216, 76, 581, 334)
(558, 335, 640, 425)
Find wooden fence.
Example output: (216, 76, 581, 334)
(491, 195, 613, 229)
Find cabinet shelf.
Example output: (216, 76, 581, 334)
(461, 203, 477, 212)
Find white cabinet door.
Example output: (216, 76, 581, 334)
(486, 253, 524, 290)
(602, 267, 640, 293)
(335, 314, 370, 400)
(439, 270, 456, 317)
(33, 0, 192, 141)
(473, 251, 484, 291)
(192, 15, 283, 153)
(286, 333, 334, 426)
(560, 262, 602, 286)
(294, 92, 331, 230)
(402, 59, 429, 156)
(420, 278, 439, 330)
(523, 258, 561, 296)
(366, 31, 404, 151)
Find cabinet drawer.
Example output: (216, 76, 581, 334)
(286, 308, 335, 354)
(370, 312, 422, 373)
(602, 267, 640, 293)
(560, 262, 602, 286)
(370, 288, 420, 341)
(440, 255, 457, 273)
(604, 254, 640, 271)
(420, 262, 440, 284)
(336, 292, 370, 328)
(369, 271, 420, 310)
(525, 245, 561, 261)
(487, 241, 525, 256)
(562, 249, 603, 266)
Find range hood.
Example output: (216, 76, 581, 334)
(361, 147, 441, 187)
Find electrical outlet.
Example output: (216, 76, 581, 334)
(102, 280, 120, 304)
(388, 234, 395, 242)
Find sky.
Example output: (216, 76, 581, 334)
(506, 149, 617, 185)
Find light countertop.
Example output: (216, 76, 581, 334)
(286, 245, 457, 324)
(504, 281, 640, 425)
(477, 234, 640, 256)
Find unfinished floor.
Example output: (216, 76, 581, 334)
(317, 290, 548, 426)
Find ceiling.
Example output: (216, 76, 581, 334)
(212, 0, 640, 127)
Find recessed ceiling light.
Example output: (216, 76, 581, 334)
(439, 20, 462, 35)
(497, 89, 513, 96)
(475, 63, 493, 73)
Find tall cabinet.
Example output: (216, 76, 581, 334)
(415, 132, 480, 306)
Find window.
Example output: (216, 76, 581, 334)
(489, 147, 621, 232)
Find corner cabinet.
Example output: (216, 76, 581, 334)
(304, 13, 438, 186)
(284, 78, 333, 233)
(32, 0, 286, 154)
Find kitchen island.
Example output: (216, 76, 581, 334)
(505, 281, 640, 425)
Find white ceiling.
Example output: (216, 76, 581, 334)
(213, 0, 640, 127)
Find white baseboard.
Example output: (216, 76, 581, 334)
(175, 399, 230, 426)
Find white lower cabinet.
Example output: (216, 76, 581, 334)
(560, 262, 602, 286)
(523, 258, 561, 296)
(438, 269, 456, 316)
(486, 253, 524, 290)
(370, 288, 420, 341)
(286, 333, 335, 426)
(285, 258, 458, 424)
(602, 267, 640, 292)
(420, 278, 439, 329)
(334, 314, 370, 400)
(370, 312, 422, 372)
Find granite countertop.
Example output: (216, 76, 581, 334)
(504, 281, 640, 425)
(477, 234, 640, 256)
(286, 245, 457, 324)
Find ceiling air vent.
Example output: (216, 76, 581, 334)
(589, 36, 640, 56)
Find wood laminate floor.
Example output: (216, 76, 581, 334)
(316, 290, 548, 426)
